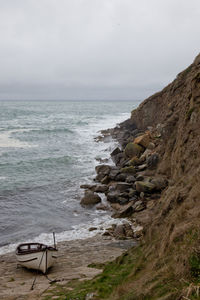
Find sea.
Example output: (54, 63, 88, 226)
(0, 100, 141, 255)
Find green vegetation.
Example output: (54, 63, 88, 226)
(189, 253, 200, 282)
(43, 229, 200, 300)
(43, 249, 140, 300)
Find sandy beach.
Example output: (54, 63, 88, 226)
(0, 234, 136, 300)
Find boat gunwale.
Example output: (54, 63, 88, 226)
(16, 242, 57, 256)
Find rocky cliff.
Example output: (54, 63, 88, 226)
(112, 53, 200, 299)
(49, 54, 200, 300)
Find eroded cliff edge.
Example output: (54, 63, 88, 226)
(112, 53, 200, 299)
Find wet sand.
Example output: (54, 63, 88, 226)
(0, 234, 136, 300)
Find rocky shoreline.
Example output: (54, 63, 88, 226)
(80, 117, 168, 240)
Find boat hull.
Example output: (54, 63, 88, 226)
(16, 249, 57, 274)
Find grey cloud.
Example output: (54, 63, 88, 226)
(0, 0, 200, 100)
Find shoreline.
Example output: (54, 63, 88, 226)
(0, 234, 136, 300)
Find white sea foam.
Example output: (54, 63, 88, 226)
(0, 130, 36, 148)
(0, 215, 134, 255)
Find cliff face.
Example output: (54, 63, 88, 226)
(116, 53, 200, 299)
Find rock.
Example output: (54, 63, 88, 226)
(120, 166, 136, 174)
(129, 189, 137, 198)
(118, 192, 130, 198)
(129, 196, 138, 202)
(101, 175, 110, 184)
(124, 142, 144, 158)
(102, 231, 112, 236)
(115, 173, 127, 182)
(140, 149, 152, 161)
(111, 147, 122, 157)
(137, 164, 147, 170)
(147, 142, 156, 150)
(80, 191, 101, 206)
(96, 203, 110, 210)
(107, 189, 130, 204)
(123, 223, 134, 238)
(113, 225, 126, 239)
(136, 174, 144, 181)
(95, 164, 111, 181)
(94, 184, 109, 193)
(135, 181, 156, 193)
(140, 192, 145, 199)
(112, 152, 125, 166)
(126, 175, 136, 183)
(118, 197, 129, 205)
(134, 133, 150, 148)
(80, 184, 96, 191)
(150, 177, 168, 190)
(107, 191, 120, 203)
(147, 153, 159, 169)
(109, 167, 120, 180)
(134, 226, 144, 239)
(132, 200, 146, 212)
(129, 156, 140, 166)
(89, 227, 97, 231)
(112, 182, 133, 192)
(112, 201, 134, 218)
(110, 203, 122, 211)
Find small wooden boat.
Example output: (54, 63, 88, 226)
(16, 242, 58, 274)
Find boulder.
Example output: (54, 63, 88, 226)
(89, 227, 97, 231)
(112, 201, 134, 218)
(150, 177, 168, 190)
(118, 197, 129, 205)
(80, 184, 96, 191)
(132, 200, 146, 212)
(113, 225, 126, 239)
(96, 203, 110, 211)
(107, 190, 129, 204)
(147, 153, 159, 169)
(135, 181, 156, 193)
(123, 223, 134, 238)
(140, 149, 152, 161)
(126, 175, 136, 183)
(112, 182, 133, 192)
(115, 173, 128, 182)
(95, 165, 111, 181)
(107, 191, 120, 203)
(137, 164, 147, 170)
(101, 175, 110, 184)
(80, 191, 101, 206)
(147, 142, 156, 150)
(111, 147, 122, 157)
(120, 166, 136, 174)
(135, 174, 144, 181)
(124, 142, 144, 158)
(94, 184, 109, 193)
(109, 167, 120, 180)
(129, 189, 137, 198)
(112, 152, 125, 166)
(134, 134, 150, 148)
(129, 156, 140, 166)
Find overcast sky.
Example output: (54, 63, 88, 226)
(0, 0, 200, 100)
